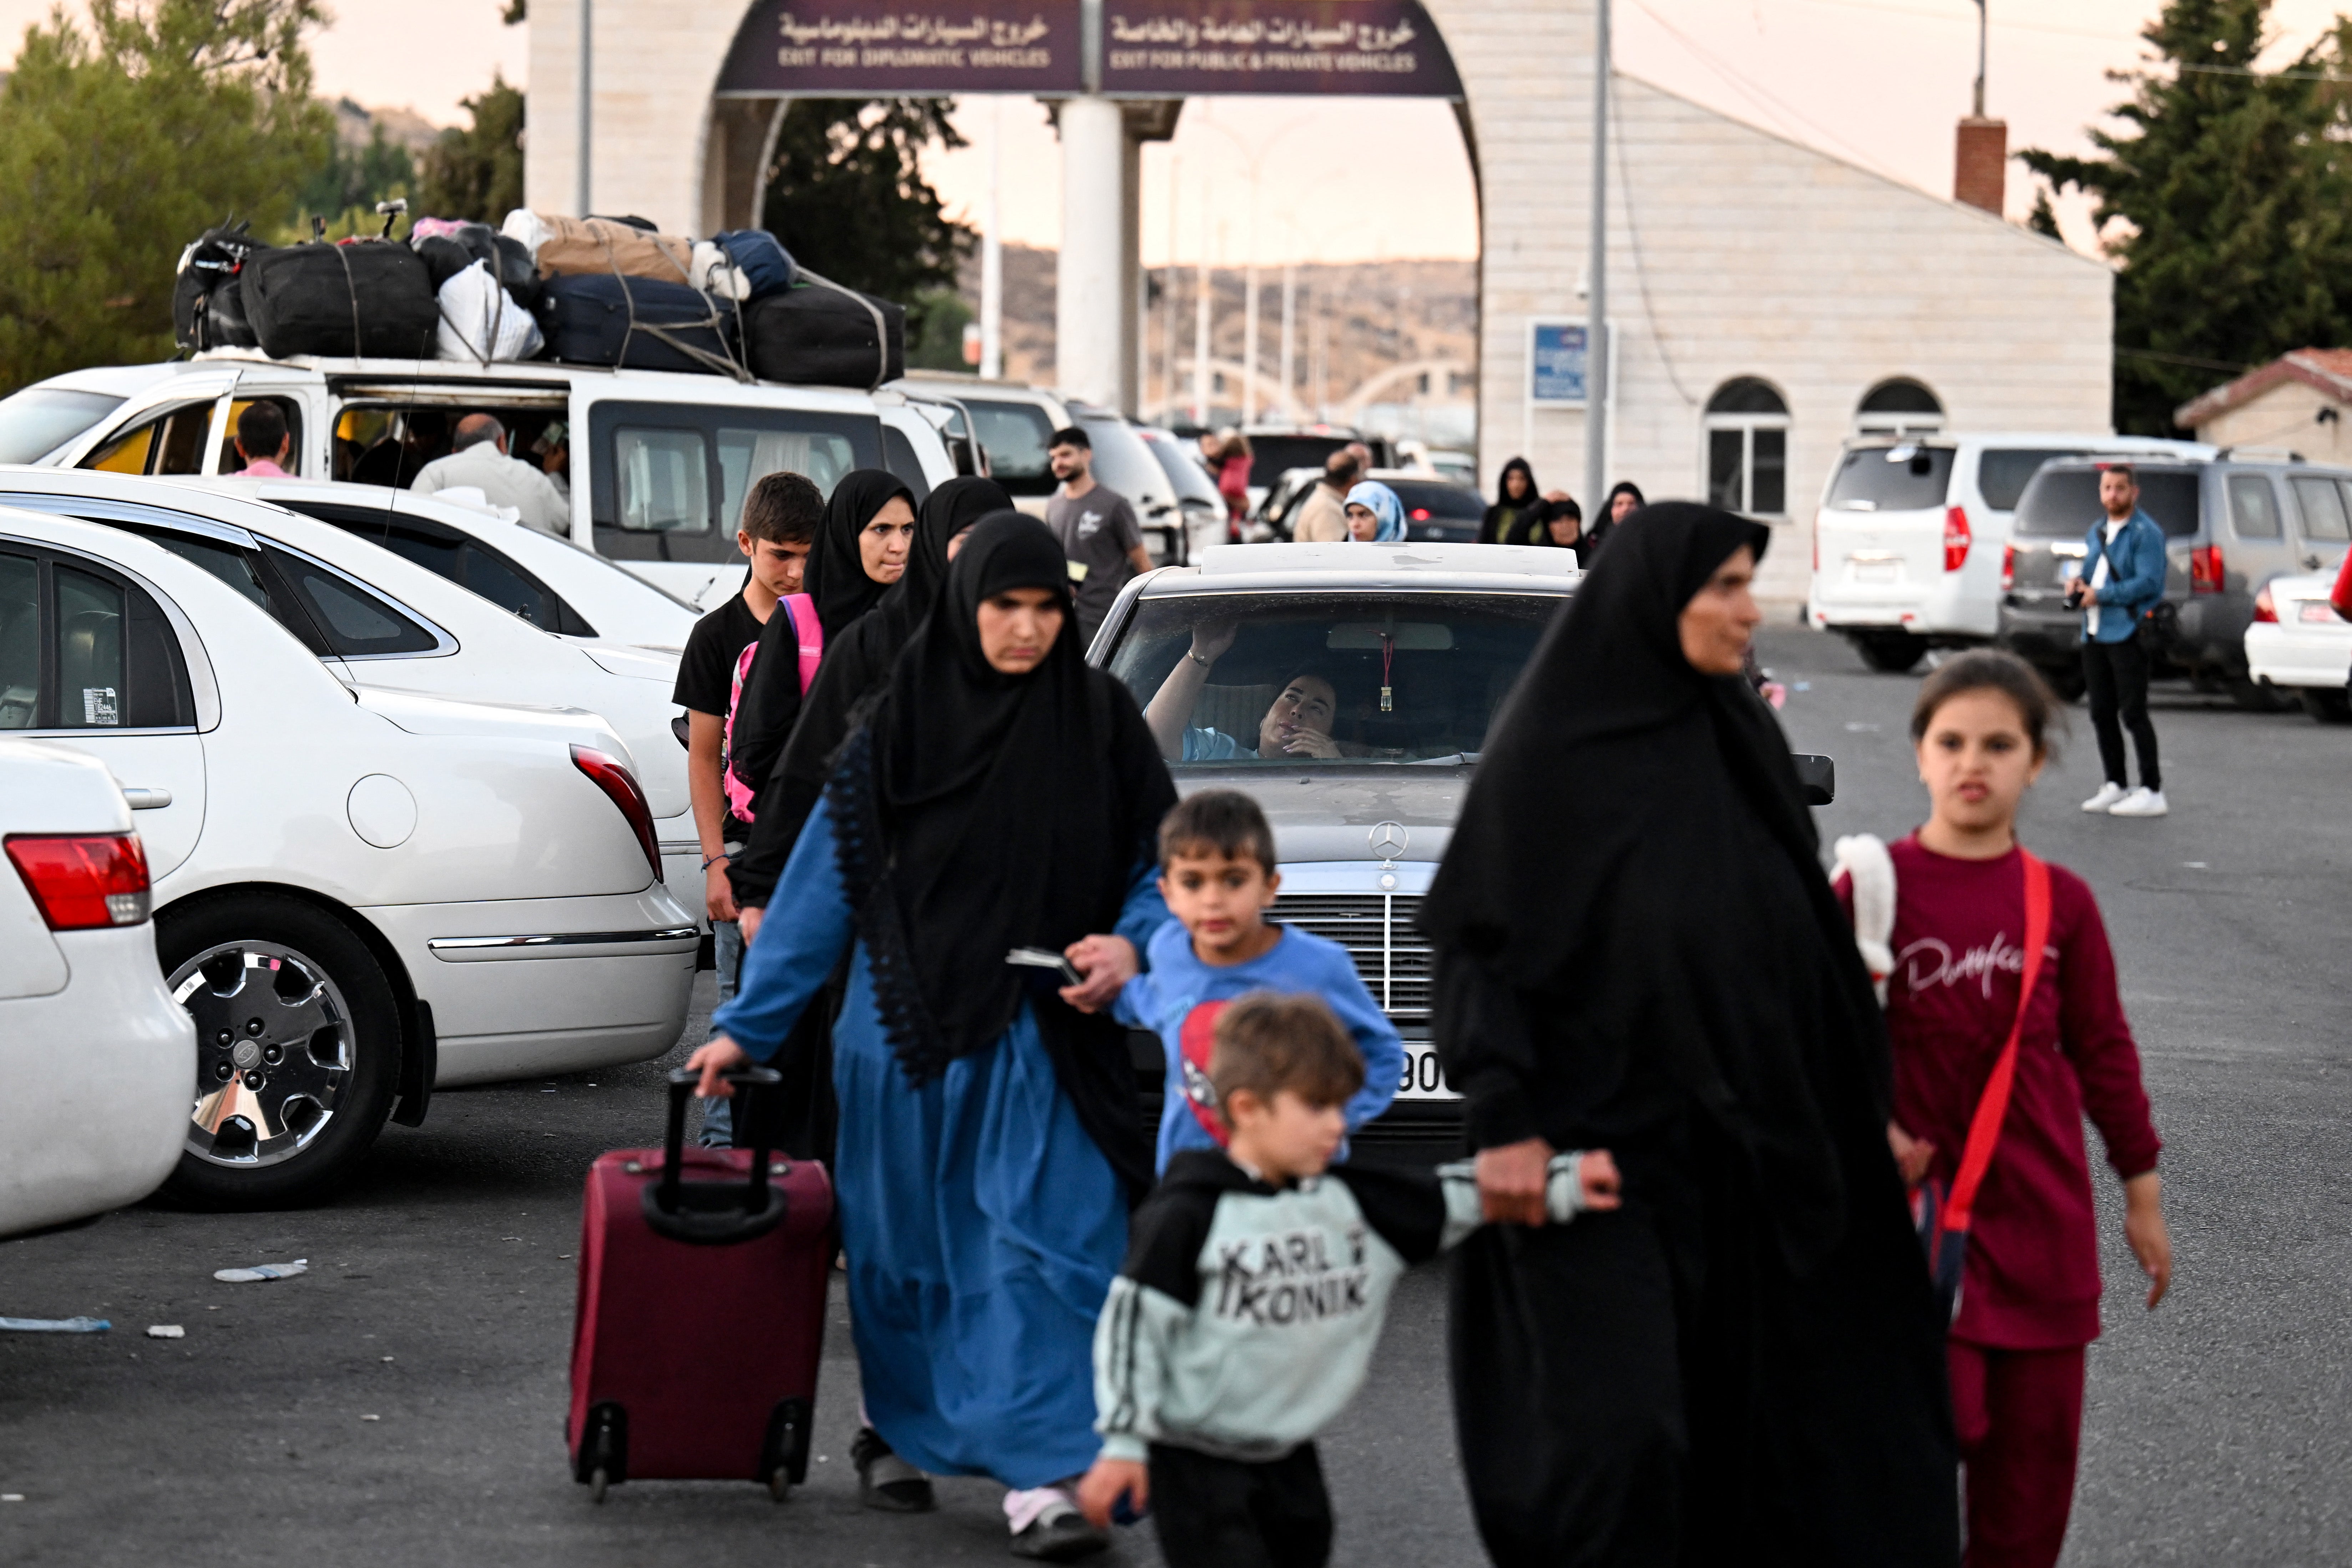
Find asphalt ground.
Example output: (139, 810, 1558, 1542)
(3, 623, 2347, 1566)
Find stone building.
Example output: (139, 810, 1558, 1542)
(2174, 349, 2352, 465)
(523, 0, 2114, 601)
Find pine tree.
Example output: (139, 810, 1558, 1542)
(2021, 0, 2352, 433)
(761, 99, 975, 345)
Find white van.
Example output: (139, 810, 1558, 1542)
(0, 354, 963, 610)
(1807, 431, 2209, 671)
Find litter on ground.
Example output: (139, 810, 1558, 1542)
(146, 1325, 186, 1340)
(214, 1259, 309, 1283)
(0, 1316, 108, 1333)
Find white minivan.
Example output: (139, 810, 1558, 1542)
(1807, 432, 2209, 672)
(0, 355, 963, 611)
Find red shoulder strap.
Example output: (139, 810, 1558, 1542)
(1942, 849, 2051, 1234)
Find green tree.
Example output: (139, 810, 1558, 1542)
(2020, 0, 2352, 433)
(907, 287, 975, 371)
(761, 98, 975, 347)
(0, 0, 331, 391)
(415, 73, 525, 223)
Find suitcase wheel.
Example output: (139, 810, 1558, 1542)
(591, 1466, 610, 1505)
(768, 1468, 790, 1503)
(760, 1396, 815, 1498)
(576, 1401, 628, 1499)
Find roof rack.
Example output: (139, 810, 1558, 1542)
(2216, 445, 2305, 462)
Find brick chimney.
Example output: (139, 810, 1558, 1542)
(1954, 117, 2007, 214)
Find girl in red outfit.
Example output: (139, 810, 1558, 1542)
(1841, 649, 2174, 1568)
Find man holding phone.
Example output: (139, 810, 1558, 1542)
(2073, 463, 2169, 818)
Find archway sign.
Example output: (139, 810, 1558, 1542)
(716, 1, 1463, 98)
(716, 1, 1464, 413)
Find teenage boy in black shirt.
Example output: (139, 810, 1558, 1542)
(671, 471, 825, 1143)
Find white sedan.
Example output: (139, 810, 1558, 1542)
(0, 739, 193, 1236)
(0, 506, 698, 1207)
(214, 478, 701, 652)
(0, 466, 705, 923)
(2249, 573, 2352, 721)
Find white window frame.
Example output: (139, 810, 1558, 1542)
(1700, 380, 1791, 518)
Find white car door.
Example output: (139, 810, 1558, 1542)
(0, 540, 208, 877)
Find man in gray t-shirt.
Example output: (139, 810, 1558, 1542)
(1045, 425, 1153, 643)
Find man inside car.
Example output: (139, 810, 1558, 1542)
(1142, 619, 1342, 760)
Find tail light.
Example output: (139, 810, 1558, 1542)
(571, 745, 662, 881)
(2000, 543, 2015, 592)
(6, 833, 151, 930)
(2253, 583, 2278, 623)
(1409, 507, 1432, 521)
(1942, 506, 1971, 572)
(2191, 545, 2225, 596)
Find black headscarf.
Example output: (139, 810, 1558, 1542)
(1422, 501, 1888, 1270)
(1582, 479, 1646, 558)
(1480, 456, 1537, 545)
(728, 476, 1011, 908)
(826, 512, 1175, 1188)
(727, 469, 914, 806)
(804, 469, 914, 639)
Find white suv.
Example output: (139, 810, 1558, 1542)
(1808, 432, 2208, 671)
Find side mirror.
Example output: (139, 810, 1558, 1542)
(1792, 753, 1835, 806)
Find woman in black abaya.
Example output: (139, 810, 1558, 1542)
(1423, 502, 1956, 1567)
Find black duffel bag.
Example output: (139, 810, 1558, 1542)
(534, 274, 740, 376)
(171, 224, 265, 352)
(740, 272, 905, 389)
(242, 241, 441, 359)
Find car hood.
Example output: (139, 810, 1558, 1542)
(1174, 764, 1465, 863)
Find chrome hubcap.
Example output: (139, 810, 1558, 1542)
(170, 941, 355, 1168)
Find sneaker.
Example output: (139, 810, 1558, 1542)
(852, 1426, 936, 1512)
(2080, 782, 2129, 813)
(2108, 786, 2169, 818)
(1009, 1495, 1109, 1562)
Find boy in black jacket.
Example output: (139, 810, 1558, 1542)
(1078, 993, 1618, 1566)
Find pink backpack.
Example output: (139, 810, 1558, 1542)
(722, 592, 822, 822)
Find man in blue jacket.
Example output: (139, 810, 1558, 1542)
(2072, 463, 2168, 817)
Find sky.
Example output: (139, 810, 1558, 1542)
(4, 0, 2348, 264)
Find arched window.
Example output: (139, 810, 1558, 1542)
(1856, 378, 1944, 435)
(1704, 378, 1789, 516)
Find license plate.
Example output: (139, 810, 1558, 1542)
(2300, 601, 2341, 624)
(1851, 559, 1899, 584)
(1394, 1042, 1458, 1101)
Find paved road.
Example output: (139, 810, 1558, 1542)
(4, 625, 2347, 1567)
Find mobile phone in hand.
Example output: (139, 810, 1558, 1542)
(1007, 946, 1083, 987)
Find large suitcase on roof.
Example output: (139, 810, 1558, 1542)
(568, 1068, 833, 1501)
(241, 241, 440, 359)
(534, 273, 740, 375)
(740, 273, 905, 389)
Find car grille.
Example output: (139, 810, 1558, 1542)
(1273, 893, 1431, 1019)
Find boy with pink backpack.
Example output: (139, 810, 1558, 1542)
(670, 471, 825, 1145)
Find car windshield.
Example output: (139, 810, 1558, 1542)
(0, 388, 125, 464)
(2014, 467, 2202, 537)
(1248, 435, 1351, 489)
(1975, 448, 2075, 512)
(1104, 591, 1559, 765)
(1825, 444, 1955, 512)
(964, 398, 1058, 496)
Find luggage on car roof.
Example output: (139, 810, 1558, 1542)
(241, 239, 441, 359)
(172, 223, 265, 353)
(712, 230, 795, 299)
(533, 273, 742, 376)
(519, 212, 696, 285)
(412, 218, 542, 310)
(740, 273, 905, 390)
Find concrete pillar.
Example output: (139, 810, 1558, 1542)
(1057, 95, 1127, 410)
(702, 98, 783, 236)
(1120, 126, 1144, 416)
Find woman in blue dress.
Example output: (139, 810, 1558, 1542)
(691, 512, 1177, 1561)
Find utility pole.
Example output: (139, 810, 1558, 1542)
(1242, 221, 1259, 424)
(981, 96, 1003, 380)
(1192, 217, 1211, 427)
(1972, 0, 1988, 117)
(576, 0, 593, 216)
(1583, 0, 1612, 517)
(1279, 261, 1296, 426)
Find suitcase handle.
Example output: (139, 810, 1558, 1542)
(643, 1066, 789, 1245)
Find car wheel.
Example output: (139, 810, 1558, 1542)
(2300, 687, 2352, 723)
(2226, 676, 2291, 713)
(155, 893, 402, 1210)
(1851, 631, 1927, 674)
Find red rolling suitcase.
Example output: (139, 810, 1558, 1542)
(567, 1067, 833, 1501)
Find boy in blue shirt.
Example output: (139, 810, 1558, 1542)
(1116, 790, 1405, 1171)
